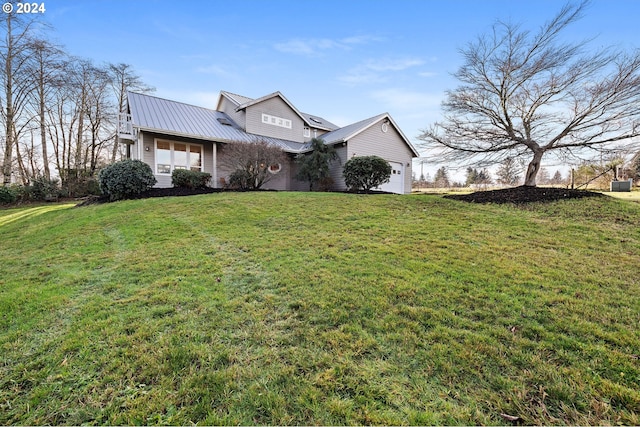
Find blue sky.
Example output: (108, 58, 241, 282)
(43, 0, 640, 178)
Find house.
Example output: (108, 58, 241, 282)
(118, 90, 419, 194)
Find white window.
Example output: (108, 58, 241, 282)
(155, 140, 203, 174)
(261, 113, 292, 129)
(303, 127, 310, 138)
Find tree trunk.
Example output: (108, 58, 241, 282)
(3, 14, 14, 186)
(39, 62, 50, 180)
(524, 150, 544, 187)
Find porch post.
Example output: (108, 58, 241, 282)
(212, 142, 218, 188)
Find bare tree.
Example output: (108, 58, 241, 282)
(26, 38, 66, 180)
(219, 140, 287, 190)
(84, 64, 113, 175)
(108, 63, 154, 162)
(0, 6, 38, 185)
(418, 1, 640, 186)
(496, 157, 521, 186)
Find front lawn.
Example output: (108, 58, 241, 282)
(0, 192, 638, 425)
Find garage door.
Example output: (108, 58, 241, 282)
(377, 162, 404, 194)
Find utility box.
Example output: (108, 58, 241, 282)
(610, 180, 632, 192)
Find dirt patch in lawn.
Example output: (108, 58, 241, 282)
(443, 186, 604, 204)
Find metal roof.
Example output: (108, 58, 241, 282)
(302, 113, 420, 157)
(219, 90, 253, 107)
(127, 91, 306, 152)
(220, 90, 339, 131)
(127, 91, 419, 157)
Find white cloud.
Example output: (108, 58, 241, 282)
(338, 57, 425, 86)
(369, 88, 442, 111)
(364, 58, 426, 72)
(195, 64, 233, 77)
(274, 34, 381, 57)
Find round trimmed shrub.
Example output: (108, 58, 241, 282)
(98, 159, 157, 201)
(343, 155, 392, 192)
(171, 169, 212, 189)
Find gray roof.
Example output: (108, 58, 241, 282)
(301, 112, 420, 157)
(127, 91, 306, 152)
(219, 90, 253, 106)
(300, 112, 339, 131)
(220, 90, 339, 131)
(127, 91, 419, 157)
(320, 113, 388, 145)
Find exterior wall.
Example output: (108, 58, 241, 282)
(328, 144, 348, 191)
(288, 145, 346, 191)
(218, 96, 246, 129)
(139, 131, 215, 188)
(346, 123, 414, 194)
(215, 142, 293, 191)
(245, 97, 305, 142)
(305, 128, 330, 143)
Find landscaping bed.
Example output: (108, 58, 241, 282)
(444, 185, 604, 204)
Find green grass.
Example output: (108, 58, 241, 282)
(1, 192, 639, 425)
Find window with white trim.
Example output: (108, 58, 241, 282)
(262, 113, 292, 129)
(155, 140, 203, 174)
(303, 127, 310, 138)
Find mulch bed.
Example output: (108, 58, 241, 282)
(443, 186, 604, 204)
(76, 186, 600, 207)
(76, 187, 224, 206)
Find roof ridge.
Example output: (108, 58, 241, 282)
(128, 91, 219, 113)
(220, 90, 255, 105)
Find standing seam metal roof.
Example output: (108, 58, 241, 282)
(128, 91, 306, 152)
(127, 91, 418, 157)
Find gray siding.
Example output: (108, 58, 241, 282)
(218, 96, 246, 129)
(288, 146, 345, 191)
(215, 143, 293, 191)
(140, 131, 215, 188)
(328, 144, 348, 191)
(245, 97, 305, 142)
(347, 124, 414, 194)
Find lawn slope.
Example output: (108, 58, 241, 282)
(1, 192, 639, 425)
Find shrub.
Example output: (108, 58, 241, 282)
(295, 138, 338, 191)
(220, 141, 287, 190)
(343, 156, 392, 192)
(63, 175, 101, 198)
(0, 186, 16, 204)
(171, 169, 212, 189)
(26, 176, 61, 201)
(228, 169, 253, 190)
(98, 159, 157, 201)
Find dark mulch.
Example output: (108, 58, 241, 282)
(76, 187, 224, 206)
(76, 187, 397, 206)
(443, 186, 604, 204)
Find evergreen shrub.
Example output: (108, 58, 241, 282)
(98, 160, 157, 201)
(343, 156, 392, 192)
(171, 169, 211, 189)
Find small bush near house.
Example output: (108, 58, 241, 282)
(98, 159, 157, 201)
(220, 140, 287, 190)
(228, 169, 253, 190)
(0, 186, 16, 204)
(343, 155, 392, 192)
(171, 169, 212, 189)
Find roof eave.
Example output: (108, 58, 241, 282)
(134, 126, 305, 154)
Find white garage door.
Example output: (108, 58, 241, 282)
(377, 162, 404, 194)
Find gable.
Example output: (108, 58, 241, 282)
(244, 95, 307, 143)
(348, 120, 415, 161)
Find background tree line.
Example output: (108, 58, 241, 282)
(1, 6, 153, 196)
